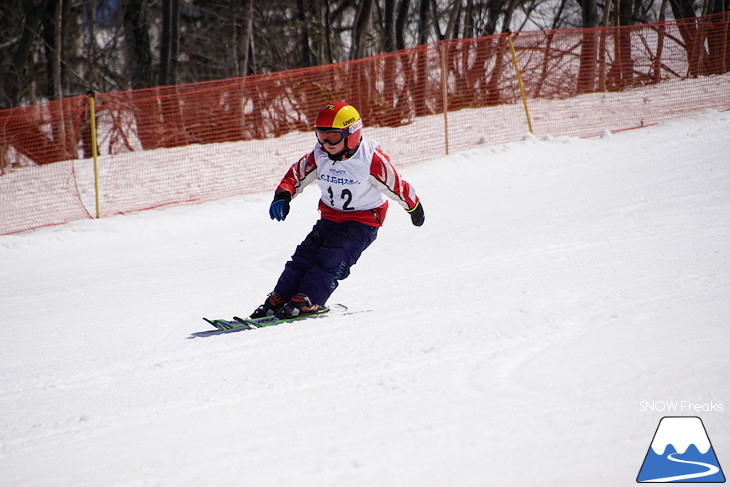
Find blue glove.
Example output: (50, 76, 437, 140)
(269, 190, 291, 221)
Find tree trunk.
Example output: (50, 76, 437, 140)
(608, 0, 636, 89)
(159, 0, 171, 85)
(705, 5, 729, 74)
(577, 0, 600, 93)
(394, 0, 410, 50)
(413, 0, 431, 116)
(297, 0, 315, 66)
(501, 0, 523, 33)
(53, 0, 63, 101)
(444, 0, 462, 40)
(383, 0, 395, 52)
(42, 1, 57, 101)
(122, 0, 153, 90)
(486, 34, 509, 106)
(122, 0, 157, 149)
(350, 0, 374, 60)
(237, 0, 254, 76)
(418, 0, 431, 44)
(170, 0, 179, 84)
(54, 0, 71, 158)
(2, 0, 48, 108)
(669, 0, 704, 76)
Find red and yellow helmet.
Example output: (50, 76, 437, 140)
(314, 102, 363, 150)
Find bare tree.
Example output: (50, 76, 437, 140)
(2, 0, 49, 108)
(351, 0, 375, 60)
(383, 0, 396, 52)
(122, 0, 154, 89)
(394, 0, 411, 50)
(236, 0, 254, 76)
(159, 0, 180, 85)
(297, 0, 317, 66)
(1, 0, 728, 109)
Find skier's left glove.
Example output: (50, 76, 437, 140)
(408, 201, 425, 227)
(269, 190, 292, 221)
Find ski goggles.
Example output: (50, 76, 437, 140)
(315, 127, 348, 145)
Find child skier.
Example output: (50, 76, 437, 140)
(250, 102, 425, 319)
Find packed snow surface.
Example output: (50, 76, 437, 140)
(1, 109, 729, 486)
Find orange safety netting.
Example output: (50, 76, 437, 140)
(1, 13, 729, 235)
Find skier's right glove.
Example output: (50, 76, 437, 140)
(269, 190, 292, 221)
(408, 201, 425, 227)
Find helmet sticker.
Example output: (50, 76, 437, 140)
(348, 119, 363, 134)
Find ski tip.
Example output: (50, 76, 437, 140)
(203, 317, 235, 331)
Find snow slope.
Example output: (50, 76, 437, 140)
(1, 109, 729, 486)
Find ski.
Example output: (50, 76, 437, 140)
(202, 303, 351, 332)
(202, 317, 254, 331)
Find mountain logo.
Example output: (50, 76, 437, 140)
(637, 416, 725, 483)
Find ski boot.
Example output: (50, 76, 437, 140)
(250, 292, 286, 319)
(278, 293, 322, 318)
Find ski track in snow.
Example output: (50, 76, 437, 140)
(0, 109, 729, 486)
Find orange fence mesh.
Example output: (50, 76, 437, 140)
(2, 14, 729, 235)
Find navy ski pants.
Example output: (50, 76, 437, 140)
(273, 219, 378, 306)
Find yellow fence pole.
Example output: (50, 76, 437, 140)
(87, 90, 101, 218)
(506, 31, 534, 135)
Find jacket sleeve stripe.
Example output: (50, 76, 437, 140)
(277, 152, 317, 197)
(369, 148, 419, 211)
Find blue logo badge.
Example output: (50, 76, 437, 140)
(637, 416, 725, 483)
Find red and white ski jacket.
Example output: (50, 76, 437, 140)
(275, 138, 419, 227)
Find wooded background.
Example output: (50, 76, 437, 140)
(2, 0, 727, 109)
